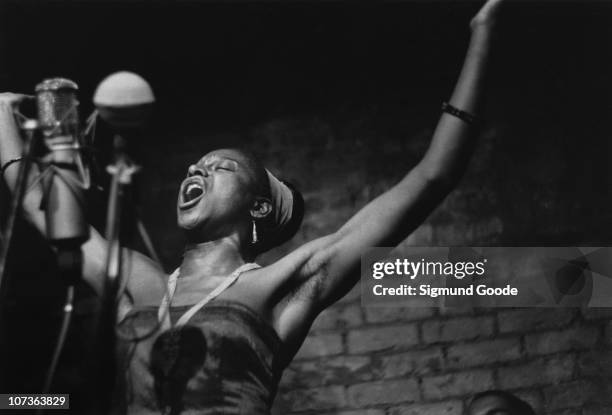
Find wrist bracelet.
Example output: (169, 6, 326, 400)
(441, 102, 482, 126)
(1, 157, 24, 176)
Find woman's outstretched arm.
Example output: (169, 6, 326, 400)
(321, 0, 503, 265)
(271, 0, 505, 345)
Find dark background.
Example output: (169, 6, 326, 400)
(0, 0, 611, 412)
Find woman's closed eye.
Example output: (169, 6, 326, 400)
(214, 162, 236, 172)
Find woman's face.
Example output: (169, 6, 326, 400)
(177, 149, 258, 236)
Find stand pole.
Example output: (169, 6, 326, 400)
(92, 133, 139, 414)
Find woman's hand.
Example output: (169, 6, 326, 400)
(0, 92, 34, 116)
(0, 92, 32, 106)
(471, 0, 505, 31)
(0, 92, 30, 165)
(0, 93, 33, 132)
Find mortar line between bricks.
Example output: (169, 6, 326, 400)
(415, 374, 423, 403)
(571, 351, 578, 381)
(492, 309, 499, 336)
(417, 319, 423, 346)
(492, 357, 500, 389)
(461, 398, 468, 415)
(441, 343, 449, 371)
(519, 332, 526, 362)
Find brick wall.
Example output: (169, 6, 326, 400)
(136, 113, 612, 415)
(272, 295, 612, 414)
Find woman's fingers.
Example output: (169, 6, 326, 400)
(471, 0, 506, 29)
(0, 93, 35, 106)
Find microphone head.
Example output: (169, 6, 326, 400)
(35, 77, 79, 137)
(93, 71, 155, 129)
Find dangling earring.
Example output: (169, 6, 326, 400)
(251, 220, 258, 244)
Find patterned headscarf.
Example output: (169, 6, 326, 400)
(265, 169, 294, 230)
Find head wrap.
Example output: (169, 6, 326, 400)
(265, 169, 294, 230)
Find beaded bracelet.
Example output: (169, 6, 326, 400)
(441, 102, 482, 126)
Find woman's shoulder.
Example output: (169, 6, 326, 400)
(125, 250, 169, 307)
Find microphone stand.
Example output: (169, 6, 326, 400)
(93, 132, 140, 414)
(104, 133, 140, 292)
(38, 137, 91, 401)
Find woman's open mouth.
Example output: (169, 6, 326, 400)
(179, 178, 205, 210)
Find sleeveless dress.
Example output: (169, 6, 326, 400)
(114, 264, 284, 415)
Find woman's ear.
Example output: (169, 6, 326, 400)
(250, 197, 272, 220)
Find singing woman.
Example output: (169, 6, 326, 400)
(0, 0, 504, 413)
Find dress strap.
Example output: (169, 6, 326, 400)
(158, 268, 181, 330)
(158, 263, 260, 330)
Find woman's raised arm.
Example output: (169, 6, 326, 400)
(272, 0, 505, 335)
(329, 0, 504, 249)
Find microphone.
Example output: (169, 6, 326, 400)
(93, 71, 155, 161)
(93, 71, 155, 130)
(36, 77, 90, 248)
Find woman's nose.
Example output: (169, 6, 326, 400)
(188, 165, 208, 177)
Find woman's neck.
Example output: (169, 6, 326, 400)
(180, 238, 249, 279)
